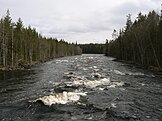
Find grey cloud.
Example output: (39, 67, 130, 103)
(0, 0, 160, 43)
(111, 2, 141, 15)
(112, 0, 161, 16)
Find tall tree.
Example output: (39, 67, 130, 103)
(105, 10, 162, 70)
(0, 10, 82, 69)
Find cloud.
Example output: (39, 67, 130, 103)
(0, 0, 161, 43)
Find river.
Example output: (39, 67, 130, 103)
(0, 54, 162, 121)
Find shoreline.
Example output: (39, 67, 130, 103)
(0, 61, 40, 72)
(0, 54, 82, 72)
(112, 58, 162, 75)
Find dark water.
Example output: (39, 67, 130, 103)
(0, 54, 162, 121)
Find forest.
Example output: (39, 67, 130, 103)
(105, 10, 162, 70)
(80, 43, 104, 54)
(0, 10, 82, 70)
(1, 9, 162, 71)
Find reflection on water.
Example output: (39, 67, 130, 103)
(0, 69, 35, 81)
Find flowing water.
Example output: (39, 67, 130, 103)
(0, 54, 162, 121)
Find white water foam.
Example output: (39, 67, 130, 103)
(34, 91, 87, 106)
(85, 78, 111, 88)
(55, 60, 69, 63)
(65, 76, 125, 89)
(114, 70, 126, 75)
(65, 77, 120, 89)
(127, 72, 145, 76)
(107, 81, 125, 88)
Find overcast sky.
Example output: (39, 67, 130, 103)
(0, 0, 161, 44)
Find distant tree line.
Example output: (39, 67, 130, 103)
(0, 10, 82, 69)
(105, 10, 162, 70)
(80, 43, 104, 54)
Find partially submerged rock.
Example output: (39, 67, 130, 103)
(92, 73, 102, 78)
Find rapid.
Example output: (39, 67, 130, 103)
(0, 54, 162, 121)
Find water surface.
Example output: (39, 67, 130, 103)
(0, 54, 162, 121)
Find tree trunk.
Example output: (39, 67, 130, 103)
(2, 23, 6, 67)
(11, 28, 14, 67)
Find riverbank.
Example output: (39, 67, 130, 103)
(0, 54, 82, 71)
(0, 61, 40, 71)
(113, 58, 162, 74)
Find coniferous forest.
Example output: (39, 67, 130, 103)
(0, 10, 82, 70)
(1, 10, 162, 71)
(105, 11, 162, 70)
(80, 43, 104, 54)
